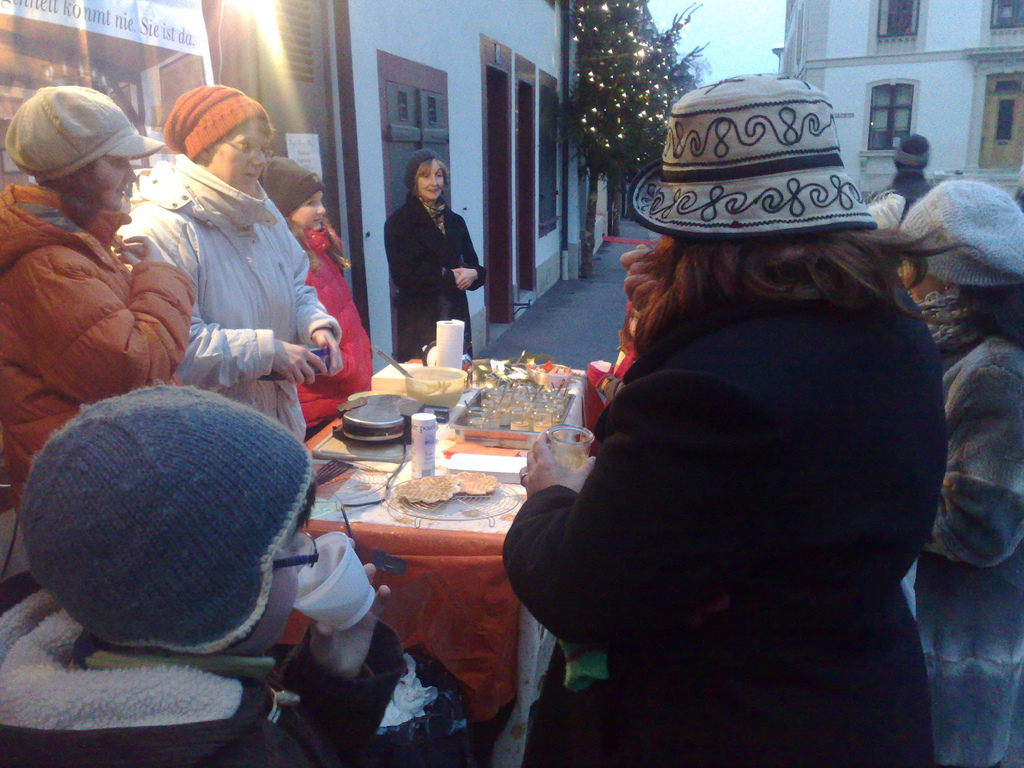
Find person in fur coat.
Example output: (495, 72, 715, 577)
(902, 179, 1024, 768)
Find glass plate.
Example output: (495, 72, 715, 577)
(384, 481, 521, 527)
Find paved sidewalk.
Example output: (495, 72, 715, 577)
(479, 220, 654, 368)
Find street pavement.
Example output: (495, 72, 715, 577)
(479, 220, 653, 369)
(482, 221, 1024, 767)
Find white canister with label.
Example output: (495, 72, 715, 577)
(410, 412, 438, 479)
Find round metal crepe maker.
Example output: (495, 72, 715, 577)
(337, 395, 421, 442)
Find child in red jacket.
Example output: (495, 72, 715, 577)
(262, 158, 373, 437)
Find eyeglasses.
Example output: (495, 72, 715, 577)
(272, 531, 319, 570)
(224, 139, 274, 160)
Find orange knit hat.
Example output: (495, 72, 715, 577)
(163, 85, 270, 160)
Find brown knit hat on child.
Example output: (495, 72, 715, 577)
(163, 85, 270, 160)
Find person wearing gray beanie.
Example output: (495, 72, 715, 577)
(384, 149, 486, 361)
(0, 386, 402, 767)
(901, 179, 1024, 768)
(891, 133, 932, 216)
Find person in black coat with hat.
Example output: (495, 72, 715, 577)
(384, 150, 486, 362)
(504, 75, 949, 768)
(891, 133, 933, 216)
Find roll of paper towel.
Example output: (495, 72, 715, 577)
(434, 320, 464, 369)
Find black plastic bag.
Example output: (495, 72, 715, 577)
(363, 652, 476, 768)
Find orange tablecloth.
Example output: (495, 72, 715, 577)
(282, 421, 523, 722)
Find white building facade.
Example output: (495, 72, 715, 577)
(780, 0, 1024, 194)
(342, 0, 580, 355)
(0, 0, 584, 359)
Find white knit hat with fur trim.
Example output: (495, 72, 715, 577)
(629, 74, 875, 240)
(901, 179, 1024, 286)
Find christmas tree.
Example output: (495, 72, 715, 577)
(563, 0, 704, 276)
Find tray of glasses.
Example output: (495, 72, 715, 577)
(451, 383, 577, 449)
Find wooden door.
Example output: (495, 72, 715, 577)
(481, 36, 513, 328)
(377, 53, 449, 354)
(484, 64, 513, 324)
(381, 80, 451, 215)
(980, 73, 1024, 170)
(516, 65, 536, 292)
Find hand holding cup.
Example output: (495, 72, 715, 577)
(293, 532, 376, 629)
(621, 244, 659, 305)
(520, 430, 595, 498)
(309, 563, 390, 679)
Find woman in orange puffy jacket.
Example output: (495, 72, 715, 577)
(0, 86, 194, 505)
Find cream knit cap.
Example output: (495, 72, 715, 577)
(6, 86, 164, 181)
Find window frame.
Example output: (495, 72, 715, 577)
(996, 97, 1017, 141)
(877, 0, 920, 37)
(867, 82, 915, 151)
(992, 0, 1024, 29)
(537, 73, 559, 237)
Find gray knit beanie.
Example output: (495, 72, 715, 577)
(902, 180, 1024, 286)
(403, 149, 446, 190)
(20, 386, 312, 654)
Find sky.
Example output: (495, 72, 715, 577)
(647, 0, 788, 85)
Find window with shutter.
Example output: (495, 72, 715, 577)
(274, 0, 314, 83)
(868, 83, 914, 150)
(993, 0, 1024, 28)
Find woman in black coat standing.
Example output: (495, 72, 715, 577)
(384, 150, 486, 362)
(503, 75, 949, 767)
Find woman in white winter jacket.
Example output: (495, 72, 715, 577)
(121, 85, 342, 439)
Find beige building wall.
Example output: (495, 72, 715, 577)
(781, 0, 1024, 195)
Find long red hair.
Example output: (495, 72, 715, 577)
(624, 229, 937, 356)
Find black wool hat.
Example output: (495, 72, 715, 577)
(895, 134, 930, 168)
(404, 149, 445, 190)
(261, 156, 324, 218)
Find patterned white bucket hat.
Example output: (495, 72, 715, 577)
(629, 74, 875, 240)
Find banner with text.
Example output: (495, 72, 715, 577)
(0, 0, 213, 183)
(0, 0, 211, 59)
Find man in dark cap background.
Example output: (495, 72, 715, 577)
(891, 133, 933, 217)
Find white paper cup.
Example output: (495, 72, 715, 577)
(293, 532, 375, 630)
